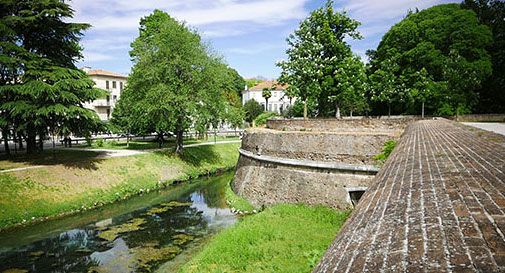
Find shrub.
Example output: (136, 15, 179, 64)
(95, 138, 104, 147)
(244, 99, 264, 122)
(254, 112, 278, 126)
(374, 140, 397, 163)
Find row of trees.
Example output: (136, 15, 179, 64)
(0, 0, 105, 155)
(111, 10, 245, 154)
(278, 0, 504, 118)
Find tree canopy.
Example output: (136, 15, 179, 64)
(112, 10, 231, 154)
(368, 4, 493, 116)
(0, 0, 104, 154)
(461, 0, 505, 113)
(278, 0, 362, 118)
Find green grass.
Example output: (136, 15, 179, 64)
(225, 180, 256, 213)
(0, 143, 240, 230)
(86, 136, 240, 150)
(178, 204, 350, 273)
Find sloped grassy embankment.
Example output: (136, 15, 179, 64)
(0, 143, 240, 230)
(178, 186, 350, 273)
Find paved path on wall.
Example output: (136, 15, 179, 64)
(0, 140, 241, 173)
(315, 119, 505, 273)
(462, 122, 505, 136)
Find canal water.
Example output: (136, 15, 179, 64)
(0, 172, 237, 273)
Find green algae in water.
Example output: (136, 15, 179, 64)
(172, 234, 195, 246)
(144, 206, 171, 216)
(161, 201, 193, 207)
(97, 218, 147, 241)
(132, 245, 182, 271)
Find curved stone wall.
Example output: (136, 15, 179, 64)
(232, 119, 404, 209)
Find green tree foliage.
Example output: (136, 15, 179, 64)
(0, 0, 103, 155)
(113, 10, 229, 154)
(243, 99, 263, 123)
(462, 0, 505, 113)
(368, 4, 492, 116)
(332, 55, 369, 117)
(278, 0, 362, 118)
(245, 79, 263, 89)
(226, 67, 246, 97)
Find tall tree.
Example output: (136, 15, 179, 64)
(121, 10, 229, 154)
(462, 0, 505, 113)
(0, 0, 103, 154)
(369, 4, 492, 115)
(334, 55, 369, 117)
(262, 88, 272, 112)
(278, 0, 361, 118)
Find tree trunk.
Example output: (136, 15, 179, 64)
(175, 117, 184, 155)
(2, 127, 10, 156)
(350, 110, 353, 117)
(388, 103, 391, 118)
(26, 125, 36, 154)
(126, 131, 130, 148)
(303, 99, 308, 120)
(335, 103, 341, 119)
(421, 101, 425, 119)
(265, 99, 269, 112)
(18, 133, 23, 150)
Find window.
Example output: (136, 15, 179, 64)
(112, 81, 116, 89)
(274, 104, 278, 112)
(106, 95, 110, 103)
(120, 82, 123, 91)
(113, 95, 117, 101)
(106, 80, 109, 89)
(106, 109, 110, 119)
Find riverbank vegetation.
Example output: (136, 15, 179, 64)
(179, 204, 349, 273)
(0, 143, 239, 230)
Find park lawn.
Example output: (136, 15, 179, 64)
(0, 149, 101, 171)
(178, 204, 350, 273)
(86, 135, 240, 150)
(0, 143, 240, 230)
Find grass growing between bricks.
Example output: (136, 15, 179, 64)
(178, 204, 350, 273)
(0, 143, 240, 230)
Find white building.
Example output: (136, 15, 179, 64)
(82, 67, 127, 121)
(241, 80, 296, 114)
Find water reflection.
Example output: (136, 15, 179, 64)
(0, 173, 236, 273)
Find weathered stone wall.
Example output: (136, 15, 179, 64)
(266, 117, 411, 132)
(232, 156, 374, 209)
(232, 118, 407, 209)
(450, 114, 505, 122)
(241, 128, 399, 165)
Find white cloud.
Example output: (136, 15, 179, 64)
(227, 43, 285, 55)
(83, 51, 114, 62)
(71, 0, 309, 32)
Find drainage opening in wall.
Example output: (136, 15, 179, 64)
(346, 187, 367, 207)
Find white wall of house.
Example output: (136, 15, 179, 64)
(82, 71, 127, 121)
(242, 89, 296, 114)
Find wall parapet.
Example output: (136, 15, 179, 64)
(239, 148, 379, 174)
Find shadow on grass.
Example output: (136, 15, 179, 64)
(0, 149, 106, 171)
(153, 145, 221, 167)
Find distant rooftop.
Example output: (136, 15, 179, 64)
(249, 80, 288, 91)
(81, 67, 127, 79)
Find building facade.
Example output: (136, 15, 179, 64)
(241, 80, 295, 114)
(82, 68, 127, 121)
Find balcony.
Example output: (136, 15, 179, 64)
(93, 99, 111, 107)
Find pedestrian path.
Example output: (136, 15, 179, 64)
(315, 119, 505, 273)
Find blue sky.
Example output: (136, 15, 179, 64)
(72, 0, 458, 79)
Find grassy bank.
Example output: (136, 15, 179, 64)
(179, 204, 350, 273)
(225, 180, 256, 213)
(0, 143, 240, 230)
(86, 136, 239, 150)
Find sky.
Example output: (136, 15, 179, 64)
(71, 0, 459, 79)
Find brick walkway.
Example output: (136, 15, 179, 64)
(314, 119, 505, 273)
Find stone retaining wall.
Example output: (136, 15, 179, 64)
(266, 117, 412, 132)
(232, 118, 406, 209)
(241, 128, 399, 165)
(232, 155, 375, 209)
